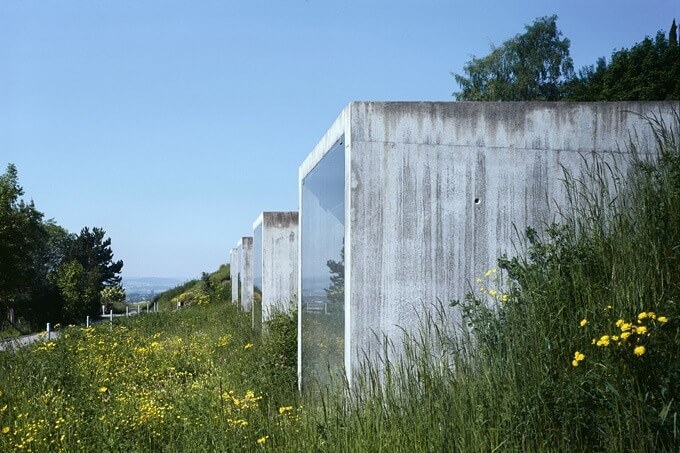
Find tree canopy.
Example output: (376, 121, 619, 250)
(563, 27, 680, 101)
(0, 164, 124, 328)
(454, 16, 680, 102)
(454, 15, 574, 101)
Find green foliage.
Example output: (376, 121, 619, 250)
(457, 111, 680, 449)
(564, 23, 680, 101)
(325, 245, 344, 305)
(454, 15, 574, 101)
(68, 227, 124, 289)
(0, 164, 123, 330)
(100, 285, 126, 309)
(54, 261, 97, 322)
(152, 264, 232, 312)
(455, 17, 680, 102)
(0, 164, 48, 326)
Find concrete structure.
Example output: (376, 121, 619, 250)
(252, 212, 299, 324)
(230, 247, 239, 303)
(239, 236, 254, 312)
(298, 101, 680, 389)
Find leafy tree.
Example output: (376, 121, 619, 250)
(54, 260, 97, 322)
(0, 164, 48, 327)
(454, 15, 574, 101)
(563, 20, 680, 100)
(55, 227, 124, 319)
(325, 244, 344, 305)
(100, 285, 126, 311)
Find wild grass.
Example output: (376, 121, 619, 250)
(1, 113, 678, 451)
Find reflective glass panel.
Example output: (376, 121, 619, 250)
(301, 137, 345, 389)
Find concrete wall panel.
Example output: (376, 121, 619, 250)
(240, 237, 253, 312)
(299, 101, 680, 388)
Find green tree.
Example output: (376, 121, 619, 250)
(58, 227, 123, 319)
(325, 245, 344, 305)
(454, 15, 574, 101)
(54, 261, 96, 322)
(68, 227, 124, 289)
(564, 20, 680, 100)
(0, 164, 48, 327)
(100, 285, 126, 311)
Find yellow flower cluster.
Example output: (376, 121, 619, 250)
(583, 311, 669, 361)
(571, 351, 585, 367)
(256, 435, 269, 444)
(476, 269, 510, 303)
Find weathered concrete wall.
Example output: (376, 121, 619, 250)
(298, 101, 680, 388)
(230, 247, 239, 303)
(260, 212, 298, 319)
(262, 212, 298, 319)
(239, 237, 253, 312)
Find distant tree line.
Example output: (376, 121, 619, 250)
(0, 163, 123, 331)
(454, 16, 680, 101)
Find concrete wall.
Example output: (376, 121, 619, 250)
(239, 237, 254, 312)
(298, 101, 680, 388)
(256, 212, 298, 320)
(230, 247, 239, 303)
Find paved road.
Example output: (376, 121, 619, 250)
(0, 310, 150, 352)
(0, 331, 61, 351)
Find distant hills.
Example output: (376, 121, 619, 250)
(122, 277, 188, 301)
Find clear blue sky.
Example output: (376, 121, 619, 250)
(1, 0, 677, 280)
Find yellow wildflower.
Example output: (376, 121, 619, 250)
(620, 331, 631, 340)
(611, 335, 619, 341)
(571, 351, 585, 367)
(633, 345, 646, 356)
(579, 319, 588, 327)
(615, 319, 624, 328)
(501, 294, 509, 302)
(2, 427, 9, 434)
(98, 387, 108, 393)
(620, 322, 632, 332)
(596, 335, 610, 347)
(489, 289, 498, 297)
(637, 312, 648, 320)
(635, 326, 648, 335)
(657, 316, 668, 323)
(647, 312, 656, 320)
(257, 436, 269, 444)
(279, 405, 293, 414)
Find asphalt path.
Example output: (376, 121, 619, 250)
(0, 310, 150, 352)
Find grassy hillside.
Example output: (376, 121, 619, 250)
(152, 264, 231, 311)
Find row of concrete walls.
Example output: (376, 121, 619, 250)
(230, 213, 298, 328)
(229, 101, 678, 388)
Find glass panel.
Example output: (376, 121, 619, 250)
(301, 137, 345, 389)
